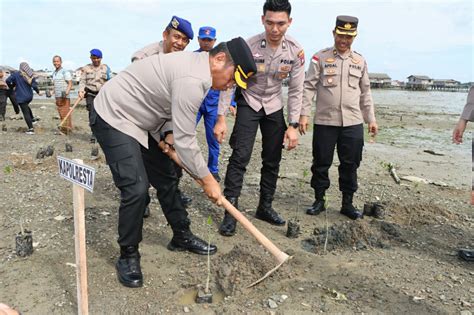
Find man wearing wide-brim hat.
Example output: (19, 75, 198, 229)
(299, 15, 379, 220)
(91, 37, 256, 288)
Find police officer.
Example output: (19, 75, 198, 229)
(299, 15, 378, 220)
(131, 15, 193, 61)
(78, 48, 111, 143)
(195, 26, 224, 182)
(131, 15, 194, 216)
(91, 37, 256, 288)
(215, 0, 305, 236)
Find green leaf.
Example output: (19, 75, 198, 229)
(207, 215, 213, 225)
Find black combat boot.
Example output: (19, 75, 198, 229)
(255, 195, 285, 226)
(218, 197, 238, 236)
(167, 219, 217, 255)
(340, 193, 363, 220)
(306, 191, 327, 215)
(116, 245, 143, 288)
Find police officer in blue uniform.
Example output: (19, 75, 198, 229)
(195, 26, 222, 181)
(195, 26, 236, 182)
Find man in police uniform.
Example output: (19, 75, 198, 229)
(131, 15, 193, 61)
(78, 48, 111, 143)
(299, 15, 378, 220)
(91, 37, 256, 288)
(195, 26, 223, 182)
(215, 0, 305, 236)
(131, 15, 194, 216)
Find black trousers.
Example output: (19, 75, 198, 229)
(224, 101, 286, 198)
(311, 124, 364, 195)
(18, 102, 34, 129)
(0, 89, 7, 117)
(90, 108, 188, 246)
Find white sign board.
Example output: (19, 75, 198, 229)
(57, 156, 95, 193)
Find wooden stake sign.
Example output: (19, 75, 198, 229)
(57, 156, 95, 315)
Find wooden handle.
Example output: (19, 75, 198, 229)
(221, 197, 289, 264)
(158, 140, 289, 264)
(58, 97, 81, 128)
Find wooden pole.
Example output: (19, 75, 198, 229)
(72, 159, 89, 315)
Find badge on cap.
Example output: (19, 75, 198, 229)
(344, 23, 352, 29)
(171, 18, 179, 29)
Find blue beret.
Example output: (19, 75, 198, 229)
(168, 15, 194, 40)
(90, 49, 102, 58)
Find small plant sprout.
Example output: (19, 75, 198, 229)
(205, 215, 212, 294)
(4, 165, 12, 174)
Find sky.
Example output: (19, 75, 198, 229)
(1, 0, 473, 82)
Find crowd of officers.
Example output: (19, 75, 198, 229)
(4, 0, 380, 288)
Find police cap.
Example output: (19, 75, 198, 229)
(198, 26, 216, 40)
(226, 37, 257, 90)
(335, 15, 358, 36)
(168, 15, 194, 40)
(90, 49, 102, 58)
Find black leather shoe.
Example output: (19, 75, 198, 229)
(219, 211, 237, 236)
(116, 246, 143, 288)
(143, 206, 150, 218)
(167, 233, 217, 255)
(256, 207, 285, 225)
(306, 199, 326, 215)
(340, 204, 363, 220)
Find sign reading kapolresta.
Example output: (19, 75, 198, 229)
(57, 156, 95, 193)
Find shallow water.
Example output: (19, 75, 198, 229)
(372, 89, 469, 114)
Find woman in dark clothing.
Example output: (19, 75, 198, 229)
(0, 69, 8, 121)
(6, 62, 43, 134)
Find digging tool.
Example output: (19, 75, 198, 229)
(58, 97, 82, 130)
(158, 140, 291, 287)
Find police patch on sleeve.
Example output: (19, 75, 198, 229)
(298, 50, 305, 65)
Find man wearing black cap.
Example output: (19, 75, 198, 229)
(299, 15, 378, 220)
(215, 0, 305, 236)
(90, 37, 256, 288)
(78, 48, 112, 143)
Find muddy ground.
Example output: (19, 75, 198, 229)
(0, 96, 473, 314)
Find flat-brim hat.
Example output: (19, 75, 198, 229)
(226, 37, 257, 89)
(335, 15, 358, 36)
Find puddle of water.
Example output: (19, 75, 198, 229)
(178, 288, 225, 305)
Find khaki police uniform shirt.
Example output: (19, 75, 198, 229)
(460, 86, 474, 121)
(78, 63, 110, 93)
(220, 33, 305, 122)
(94, 52, 211, 179)
(301, 47, 375, 126)
(131, 41, 164, 62)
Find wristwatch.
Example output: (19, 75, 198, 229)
(288, 122, 299, 129)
